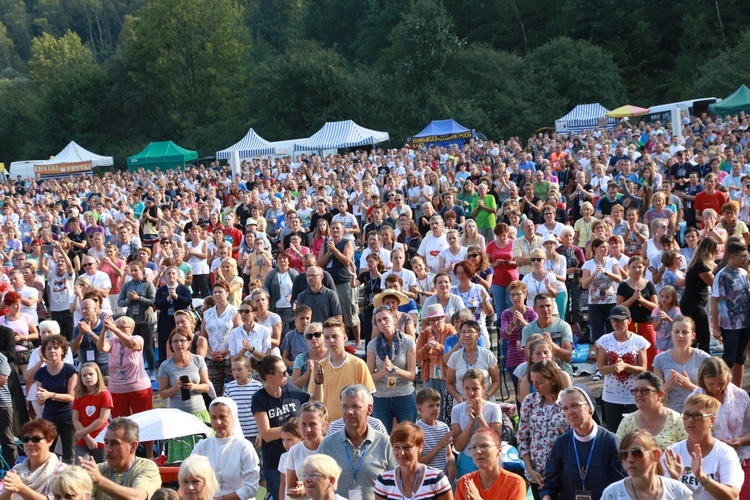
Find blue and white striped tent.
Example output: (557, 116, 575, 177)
(216, 128, 277, 160)
(555, 103, 617, 134)
(294, 120, 389, 152)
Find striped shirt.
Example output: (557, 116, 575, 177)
(417, 419, 451, 471)
(374, 466, 451, 500)
(223, 379, 263, 439)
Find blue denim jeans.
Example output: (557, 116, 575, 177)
(491, 284, 511, 317)
(372, 393, 418, 434)
(264, 467, 281, 500)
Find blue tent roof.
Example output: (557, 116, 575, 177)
(555, 103, 616, 134)
(413, 119, 471, 138)
(216, 128, 276, 160)
(293, 120, 389, 152)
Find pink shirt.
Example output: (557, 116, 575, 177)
(100, 258, 125, 295)
(107, 336, 151, 394)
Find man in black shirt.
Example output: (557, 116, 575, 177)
(309, 199, 333, 238)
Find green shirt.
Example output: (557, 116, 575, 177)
(470, 194, 496, 229)
(94, 457, 161, 500)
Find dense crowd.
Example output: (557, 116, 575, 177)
(0, 112, 749, 499)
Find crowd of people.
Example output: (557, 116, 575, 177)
(0, 112, 749, 499)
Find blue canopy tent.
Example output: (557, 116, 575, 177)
(216, 128, 277, 160)
(555, 103, 617, 134)
(411, 119, 473, 149)
(293, 120, 389, 152)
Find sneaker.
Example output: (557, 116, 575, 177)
(592, 371, 602, 382)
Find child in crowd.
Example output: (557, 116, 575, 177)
(71, 362, 112, 463)
(223, 355, 263, 447)
(277, 418, 302, 500)
(652, 285, 681, 352)
(416, 388, 456, 481)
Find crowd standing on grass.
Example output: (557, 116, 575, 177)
(1, 114, 750, 499)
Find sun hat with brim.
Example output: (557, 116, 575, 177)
(542, 233, 558, 245)
(422, 303, 446, 320)
(608, 305, 631, 320)
(373, 289, 409, 308)
(246, 218, 258, 226)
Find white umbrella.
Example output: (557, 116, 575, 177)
(95, 409, 210, 443)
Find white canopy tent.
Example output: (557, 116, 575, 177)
(293, 120, 389, 152)
(555, 103, 616, 134)
(34, 141, 113, 178)
(216, 128, 278, 160)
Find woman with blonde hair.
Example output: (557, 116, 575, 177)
(460, 219, 486, 251)
(298, 454, 344, 500)
(178, 455, 219, 500)
(49, 466, 93, 500)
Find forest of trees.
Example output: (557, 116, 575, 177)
(0, 0, 748, 166)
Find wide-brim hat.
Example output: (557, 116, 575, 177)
(422, 303, 446, 320)
(373, 289, 409, 308)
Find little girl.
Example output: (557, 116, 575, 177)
(71, 362, 113, 463)
(277, 418, 302, 500)
(652, 285, 681, 352)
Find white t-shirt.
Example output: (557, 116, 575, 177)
(662, 439, 744, 500)
(331, 212, 358, 241)
(522, 271, 561, 315)
(359, 248, 392, 272)
(381, 269, 417, 290)
(285, 440, 317, 476)
(595, 332, 651, 404)
(450, 400, 502, 454)
(437, 246, 468, 283)
(602, 477, 692, 499)
(417, 234, 449, 273)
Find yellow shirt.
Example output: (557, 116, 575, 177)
(616, 409, 688, 450)
(308, 354, 375, 421)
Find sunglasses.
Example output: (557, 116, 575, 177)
(239, 309, 253, 314)
(20, 436, 45, 443)
(305, 332, 322, 340)
(530, 257, 544, 262)
(618, 448, 653, 461)
(629, 388, 656, 396)
(467, 254, 479, 258)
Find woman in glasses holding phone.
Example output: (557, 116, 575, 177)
(540, 387, 625, 500)
(663, 394, 744, 499)
(616, 372, 686, 451)
(0, 419, 67, 500)
(602, 429, 691, 499)
(291, 323, 328, 389)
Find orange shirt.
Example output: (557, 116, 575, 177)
(415, 323, 456, 380)
(456, 469, 526, 500)
(550, 151, 566, 170)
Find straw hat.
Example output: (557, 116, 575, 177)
(373, 289, 409, 308)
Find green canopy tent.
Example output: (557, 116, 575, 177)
(127, 141, 198, 172)
(709, 85, 750, 115)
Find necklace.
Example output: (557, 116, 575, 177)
(629, 477, 661, 500)
(637, 410, 666, 436)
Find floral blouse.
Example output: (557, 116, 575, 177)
(517, 392, 569, 481)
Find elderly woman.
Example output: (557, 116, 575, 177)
(446, 320, 501, 405)
(616, 372, 687, 451)
(201, 280, 241, 396)
(653, 316, 711, 414)
(664, 394, 744, 499)
(154, 266, 193, 366)
(416, 304, 455, 414)
(690, 357, 750, 496)
(540, 387, 625, 500)
(582, 237, 622, 342)
(367, 305, 418, 433)
(456, 427, 525, 500)
(452, 260, 494, 340)
(191, 398, 260, 500)
(299, 454, 345, 500)
(32, 335, 77, 464)
(49, 466, 93, 500)
(0, 419, 67, 500)
(602, 430, 692, 499)
(371, 289, 416, 339)
(375, 422, 453, 500)
(178, 455, 219, 500)
(517, 360, 569, 499)
(158, 327, 210, 421)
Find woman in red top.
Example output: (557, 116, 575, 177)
(99, 243, 126, 316)
(485, 223, 518, 316)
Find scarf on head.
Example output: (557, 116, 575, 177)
(375, 330, 403, 361)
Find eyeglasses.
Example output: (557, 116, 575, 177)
(561, 402, 585, 413)
(341, 404, 365, 412)
(467, 443, 500, 453)
(171, 338, 189, 344)
(629, 388, 656, 396)
(20, 436, 45, 443)
(530, 257, 544, 262)
(299, 472, 325, 480)
(682, 412, 714, 421)
(618, 448, 653, 461)
(273, 371, 289, 377)
(467, 254, 479, 258)
(307, 274, 323, 278)
(239, 309, 253, 314)
(83, 263, 94, 267)
(305, 332, 322, 340)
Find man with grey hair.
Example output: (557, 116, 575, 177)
(317, 384, 396, 500)
(79, 417, 161, 500)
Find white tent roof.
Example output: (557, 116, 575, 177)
(216, 128, 277, 160)
(555, 103, 616, 133)
(294, 120, 389, 152)
(37, 141, 113, 167)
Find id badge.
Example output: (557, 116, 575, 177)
(348, 487, 363, 500)
(85, 350, 95, 361)
(117, 370, 126, 382)
(387, 376, 397, 389)
(168, 307, 174, 316)
(132, 304, 140, 315)
(575, 491, 592, 500)
(432, 365, 443, 380)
